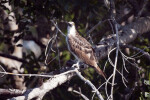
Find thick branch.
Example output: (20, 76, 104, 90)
(0, 89, 24, 99)
(95, 17, 150, 60)
(10, 67, 75, 100)
(8, 65, 104, 100)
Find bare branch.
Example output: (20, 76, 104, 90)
(120, 45, 150, 61)
(74, 67, 104, 100)
(87, 21, 103, 35)
(50, 20, 66, 37)
(108, 1, 119, 99)
(137, 0, 148, 18)
(68, 88, 89, 100)
(10, 67, 75, 100)
(72, 90, 89, 100)
(1, 63, 104, 100)
(0, 89, 24, 99)
(95, 17, 150, 60)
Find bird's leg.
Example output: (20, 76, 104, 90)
(72, 61, 80, 69)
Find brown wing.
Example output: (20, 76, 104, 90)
(68, 34, 106, 78)
(68, 35, 96, 66)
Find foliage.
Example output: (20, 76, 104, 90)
(0, 0, 150, 100)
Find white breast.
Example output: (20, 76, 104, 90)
(66, 36, 79, 60)
(67, 25, 76, 37)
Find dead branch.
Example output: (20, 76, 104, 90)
(0, 89, 24, 99)
(95, 17, 150, 60)
(9, 66, 104, 100)
(120, 45, 150, 61)
(10, 67, 75, 100)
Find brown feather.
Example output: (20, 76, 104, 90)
(94, 66, 106, 78)
(67, 33, 105, 78)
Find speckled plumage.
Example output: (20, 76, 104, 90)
(66, 22, 105, 78)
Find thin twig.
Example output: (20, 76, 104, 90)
(86, 19, 109, 36)
(92, 77, 114, 100)
(108, 20, 115, 34)
(105, 74, 113, 99)
(75, 68, 104, 100)
(121, 66, 127, 87)
(121, 51, 129, 73)
(55, 29, 61, 68)
(86, 21, 102, 35)
(119, 50, 140, 69)
(0, 65, 6, 77)
(137, 0, 148, 18)
(0, 66, 76, 78)
(45, 24, 61, 65)
(108, 48, 127, 82)
(109, 1, 119, 99)
(110, 23, 119, 100)
(121, 45, 150, 61)
(51, 20, 66, 37)
(72, 89, 89, 100)
(103, 59, 108, 71)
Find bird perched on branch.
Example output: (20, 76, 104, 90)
(66, 22, 106, 78)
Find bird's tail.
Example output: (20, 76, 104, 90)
(95, 66, 106, 78)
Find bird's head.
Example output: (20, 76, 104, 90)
(67, 21, 76, 35)
(67, 21, 75, 27)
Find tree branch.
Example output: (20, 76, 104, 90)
(120, 45, 150, 61)
(95, 17, 150, 60)
(1, 65, 104, 100)
(0, 89, 24, 99)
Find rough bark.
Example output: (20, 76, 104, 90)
(95, 17, 150, 60)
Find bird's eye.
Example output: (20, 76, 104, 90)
(68, 23, 72, 26)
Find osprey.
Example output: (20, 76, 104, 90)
(66, 22, 105, 78)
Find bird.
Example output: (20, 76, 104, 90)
(66, 21, 106, 78)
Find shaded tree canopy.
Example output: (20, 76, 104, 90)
(0, 0, 150, 100)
